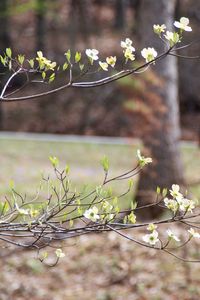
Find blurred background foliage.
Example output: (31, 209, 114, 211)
(0, 0, 199, 141)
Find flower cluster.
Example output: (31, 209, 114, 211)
(36, 51, 56, 71)
(153, 17, 192, 47)
(143, 224, 180, 246)
(84, 18, 191, 71)
(143, 224, 159, 246)
(164, 184, 196, 214)
(121, 38, 136, 61)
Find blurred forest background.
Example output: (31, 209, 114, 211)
(0, 0, 199, 140)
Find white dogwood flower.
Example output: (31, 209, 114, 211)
(174, 17, 192, 32)
(124, 48, 135, 61)
(166, 229, 180, 242)
(164, 31, 180, 46)
(121, 38, 135, 52)
(177, 197, 195, 213)
(99, 61, 108, 71)
(164, 197, 179, 213)
(143, 230, 159, 246)
(55, 249, 65, 258)
(188, 228, 200, 239)
(84, 206, 100, 222)
(153, 24, 166, 35)
(106, 56, 117, 68)
(147, 223, 157, 232)
(169, 184, 182, 199)
(85, 49, 99, 61)
(141, 47, 157, 63)
(136, 149, 152, 167)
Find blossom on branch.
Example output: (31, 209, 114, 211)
(124, 48, 135, 61)
(166, 229, 180, 242)
(164, 198, 179, 213)
(55, 249, 65, 258)
(147, 223, 157, 232)
(174, 17, 192, 32)
(85, 49, 99, 61)
(141, 47, 157, 63)
(143, 230, 159, 246)
(164, 31, 180, 46)
(136, 149, 152, 167)
(121, 38, 135, 52)
(188, 228, 200, 239)
(99, 61, 108, 71)
(106, 56, 117, 68)
(169, 184, 182, 199)
(153, 24, 166, 36)
(84, 206, 100, 222)
(177, 197, 195, 213)
(36, 51, 57, 71)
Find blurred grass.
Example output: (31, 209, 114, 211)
(0, 138, 199, 203)
(0, 138, 139, 210)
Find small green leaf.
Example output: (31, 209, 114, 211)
(49, 73, 55, 83)
(0, 55, 6, 66)
(65, 49, 71, 63)
(6, 48, 12, 58)
(69, 219, 74, 228)
(96, 185, 102, 196)
(49, 156, 59, 168)
(63, 62, 68, 71)
(162, 188, 168, 197)
(17, 54, 25, 65)
(112, 197, 118, 206)
(128, 179, 134, 189)
(9, 180, 15, 189)
(123, 215, 127, 224)
(28, 59, 34, 68)
(75, 51, 81, 63)
(156, 186, 161, 195)
(42, 71, 46, 80)
(79, 63, 84, 71)
(100, 156, 109, 173)
(106, 187, 113, 197)
(65, 164, 70, 174)
(131, 201, 137, 210)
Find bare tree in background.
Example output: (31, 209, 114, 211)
(35, 0, 47, 52)
(0, 0, 10, 129)
(114, 0, 127, 31)
(68, 0, 90, 50)
(135, 0, 185, 219)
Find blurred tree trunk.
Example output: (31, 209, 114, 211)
(114, 0, 127, 30)
(0, 0, 11, 130)
(35, 0, 46, 51)
(176, 0, 200, 143)
(135, 0, 185, 219)
(68, 0, 89, 50)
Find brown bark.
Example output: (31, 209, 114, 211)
(0, 0, 11, 130)
(114, 0, 127, 31)
(35, 0, 46, 52)
(135, 0, 185, 219)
